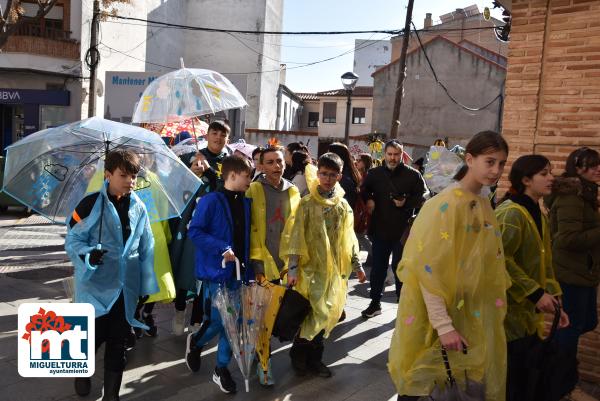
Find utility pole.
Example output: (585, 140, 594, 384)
(88, 0, 100, 117)
(390, 0, 415, 139)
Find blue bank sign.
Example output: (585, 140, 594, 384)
(0, 88, 70, 105)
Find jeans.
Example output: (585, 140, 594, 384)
(555, 282, 598, 356)
(192, 281, 235, 368)
(369, 237, 404, 303)
(96, 293, 129, 372)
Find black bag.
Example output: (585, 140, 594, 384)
(522, 305, 578, 401)
(271, 288, 311, 342)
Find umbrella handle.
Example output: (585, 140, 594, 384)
(85, 243, 102, 270)
(221, 257, 241, 281)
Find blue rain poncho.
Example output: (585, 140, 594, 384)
(65, 183, 158, 328)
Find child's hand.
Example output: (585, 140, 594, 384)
(89, 249, 108, 265)
(222, 249, 236, 263)
(356, 270, 367, 283)
(287, 276, 297, 287)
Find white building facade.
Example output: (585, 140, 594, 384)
(353, 39, 391, 86)
(0, 0, 283, 149)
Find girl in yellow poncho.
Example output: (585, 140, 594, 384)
(285, 153, 366, 378)
(389, 131, 510, 401)
(495, 155, 569, 401)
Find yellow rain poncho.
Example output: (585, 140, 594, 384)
(388, 184, 510, 401)
(285, 181, 358, 340)
(246, 181, 301, 281)
(88, 171, 176, 303)
(495, 200, 562, 341)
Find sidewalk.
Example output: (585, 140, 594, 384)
(0, 213, 400, 401)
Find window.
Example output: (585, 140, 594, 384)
(352, 107, 366, 124)
(322, 102, 336, 123)
(308, 112, 319, 127)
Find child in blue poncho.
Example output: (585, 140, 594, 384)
(65, 149, 158, 401)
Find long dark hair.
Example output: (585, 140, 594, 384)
(563, 147, 600, 178)
(500, 154, 550, 203)
(454, 131, 509, 181)
(287, 151, 310, 177)
(328, 142, 361, 185)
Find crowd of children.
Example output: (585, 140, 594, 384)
(65, 125, 600, 401)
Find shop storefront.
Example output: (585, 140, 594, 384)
(0, 88, 70, 151)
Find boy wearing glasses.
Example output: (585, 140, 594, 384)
(285, 152, 366, 377)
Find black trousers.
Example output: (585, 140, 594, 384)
(506, 334, 539, 401)
(96, 293, 129, 372)
(397, 396, 419, 401)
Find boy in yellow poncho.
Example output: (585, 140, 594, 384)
(388, 131, 510, 401)
(245, 145, 300, 386)
(285, 152, 366, 378)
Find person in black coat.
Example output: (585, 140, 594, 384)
(360, 140, 427, 318)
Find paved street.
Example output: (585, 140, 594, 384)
(0, 211, 400, 401)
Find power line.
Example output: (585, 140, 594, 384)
(105, 14, 403, 35)
(411, 21, 502, 112)
(98, 33, 393, 76)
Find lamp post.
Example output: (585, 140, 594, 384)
(341, 71, 359, 145)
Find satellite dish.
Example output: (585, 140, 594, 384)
(96, 79, 104, 97)
(483, 7, 491, 20)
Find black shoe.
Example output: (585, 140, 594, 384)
(125, 327, 136, 350)
(361, 301, 382, 318)
(133, 327, 143, 338)
(185, 332, 202, 372)
(338, 309, 346, 322)
(74, 377, 91, 396)
(213, 366, 237, 393)
(309, 361, 332, 378)
(141, 312, 158, 337)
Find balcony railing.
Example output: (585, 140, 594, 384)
(15, 23, 72, 41)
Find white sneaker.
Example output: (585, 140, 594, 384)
(172, 310, 185, 335)
(568, 387, 598, 401)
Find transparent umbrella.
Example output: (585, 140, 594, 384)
(131, 65, 247, 124)
(213, 258, 271, 392)
(1, 117, 202, 223)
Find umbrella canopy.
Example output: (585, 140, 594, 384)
(131, 68, 247, 124)
(144, 117, 209, 139)
(2, 117, 202, 224)
(171, 137, 208, 156)
(228, 139, 256, 160)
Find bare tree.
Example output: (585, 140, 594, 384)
(0, 0, 60, 49)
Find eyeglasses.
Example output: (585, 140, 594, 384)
(317, 172, 340, 179)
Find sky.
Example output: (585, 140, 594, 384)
(281, 0, 504, 93)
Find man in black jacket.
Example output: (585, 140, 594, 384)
(360, 140, 427, 318)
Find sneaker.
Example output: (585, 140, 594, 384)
(172, 309, 185, 335)
(309, 361, 332, 378)
(257, 359, 275, 387)
(184, 332, 202, 373)
(213, 366, 237, 393)
(133, 326, 143, 338)
(125, 327, 136, 350)
(361, 301, 382, 318)
(142, 312, 158, 337)
(74, 377, 91, 396)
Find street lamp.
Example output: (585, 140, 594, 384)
(341, 71, 359, 145)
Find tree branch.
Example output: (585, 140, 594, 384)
(0, 0, 59, 50)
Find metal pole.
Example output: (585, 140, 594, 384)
(390, 0, 415, 139)
(344, 90, 352, 145)
(88, 0, 100, 117)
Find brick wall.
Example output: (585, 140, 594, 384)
(501, 0, 600, 383)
